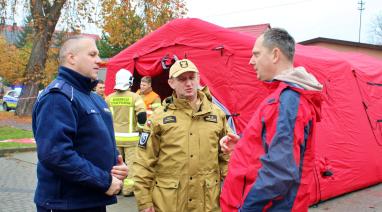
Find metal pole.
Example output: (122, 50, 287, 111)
(358, 0, 365, 43)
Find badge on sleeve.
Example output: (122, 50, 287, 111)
(204, 115, 217, 123)
(163, 116, 177, 124)
(138, 132, 150, 149)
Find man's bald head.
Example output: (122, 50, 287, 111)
(59, 36, 95, 65)
(58, 35, 101, 80)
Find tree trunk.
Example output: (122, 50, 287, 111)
(15, 0, 66, 116)
(15, 82, 40, 116)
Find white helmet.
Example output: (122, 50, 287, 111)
(114, 69, 134, 91)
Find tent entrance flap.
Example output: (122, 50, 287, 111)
(353, 70, 382, 146)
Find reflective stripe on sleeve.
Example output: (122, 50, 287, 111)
(115, 132, 140, 142)
(128, 107, 134, 133)
(150, 103, 161, 109)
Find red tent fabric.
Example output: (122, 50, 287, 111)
(106, 18, 382, 204)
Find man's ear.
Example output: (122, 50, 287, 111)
(168, 78, 175, 89)
(66, 53, 76, 65)
(272, 48, 280, 63)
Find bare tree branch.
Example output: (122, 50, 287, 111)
(370, 13, 382, 44)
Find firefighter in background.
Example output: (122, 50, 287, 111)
(106, 69, 147, 196)
(136, 76, 161, 117)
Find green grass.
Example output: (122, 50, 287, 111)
(0, 142, 35, 149)
(0, 127, 35, 149)
(0, 126, 34, 140)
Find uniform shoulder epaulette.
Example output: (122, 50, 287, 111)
(163, 96, 173, 112)
(201, 86, 212, 101)
(38, 79, 74, 102)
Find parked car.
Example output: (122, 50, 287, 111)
(2, 90, 20, 111)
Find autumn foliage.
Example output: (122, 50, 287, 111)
(0, 35, 59, 87)
(101, 0, 187, 48)
(0, 36, 24, 85)
(0, 0, 187, 116)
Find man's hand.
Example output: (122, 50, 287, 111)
(111, 155, 129, 180)
(105, 176, 123, 196)
(219, 133, 240, 154)
(140, 207, 155, 212)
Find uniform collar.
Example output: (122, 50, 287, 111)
(58, 66, 98, 94)
(170, 90, 212, 115)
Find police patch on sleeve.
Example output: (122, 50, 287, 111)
(138, 132, 150, 149)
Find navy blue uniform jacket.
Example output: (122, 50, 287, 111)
(33, 66, 118, 209)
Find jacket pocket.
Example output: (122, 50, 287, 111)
(83, 108, 101, 122)
(152, 177, 179, 212)
(204, 175, 221, 212)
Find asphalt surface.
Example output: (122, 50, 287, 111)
(0, 152, 381, 212)
(0, 152, 137, 212)
(2, 106, 382, 211)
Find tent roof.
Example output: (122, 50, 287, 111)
(227, 23, 270, 37)
(107, 18, 256, 75)
(106, 18, 382, 134)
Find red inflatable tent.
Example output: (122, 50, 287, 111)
(106, 18, 382, 204)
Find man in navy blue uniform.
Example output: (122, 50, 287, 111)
(33, 36, 128, 212)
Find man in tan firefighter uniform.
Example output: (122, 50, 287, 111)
(106, 68, 147, 196)
(133, 59, 232, 212)
(136, 76, 161, 117)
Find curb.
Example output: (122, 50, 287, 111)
(0, 138, 35, 144)
(0, 146, 36, 157)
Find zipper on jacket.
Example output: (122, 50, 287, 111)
(242, 176, 247, 197)
(237, 175, 247, 209)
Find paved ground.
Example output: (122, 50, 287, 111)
(0, 151, 381, 212)
(0, 152, 36, 212)
(310, 184, 382, 212)
(0, 152, 137, 212)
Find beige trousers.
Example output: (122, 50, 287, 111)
(117, 142, 136, 195)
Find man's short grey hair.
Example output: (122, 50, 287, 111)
(59, 35, 94, 64)
(141, 76, 152, 84)
(262, 28, 295, 62)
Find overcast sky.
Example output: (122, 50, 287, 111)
(185, 0, 381, 43)
(8, 0, 380, 44)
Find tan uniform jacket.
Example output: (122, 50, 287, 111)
(105, 90, 146, 145)
(134, 89, 231, 212)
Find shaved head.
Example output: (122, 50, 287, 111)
(58, 35, 101, 80)
(59, 36, 95, 65)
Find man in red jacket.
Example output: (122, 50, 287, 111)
(220, 28, 323, 212)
